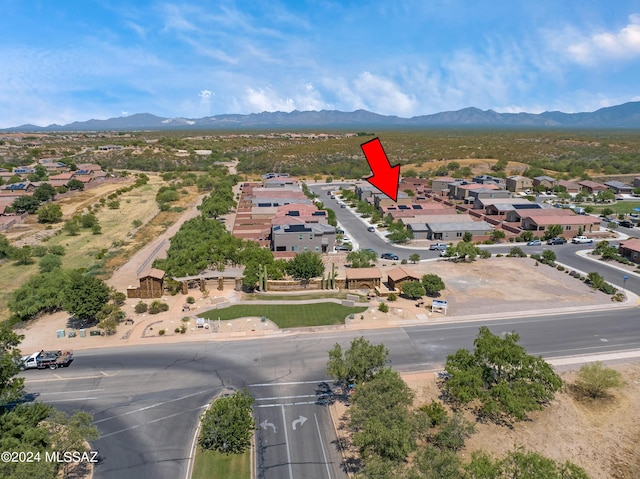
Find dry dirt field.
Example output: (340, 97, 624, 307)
(332, 363, 640, 479)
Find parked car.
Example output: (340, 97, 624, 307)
(367, 226, 375, 232)
(571, 236, 593, 244)
(429, 242, 449, 251)
(619, 220, 634, 228)
(527, 239, 542, 246)
(380, 253, 399, 260)
(546, 237, 567, 245)
(336, 245, 351, 252)
(340, 204, 347, 208)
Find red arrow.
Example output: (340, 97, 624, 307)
(361, 137, 400, 201)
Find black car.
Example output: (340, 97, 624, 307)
(546, 237, 567, 245)
(619, 220, 634, 228)
(380, 253, 399, 260)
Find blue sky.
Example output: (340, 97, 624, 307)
(1, 1, 640, 127)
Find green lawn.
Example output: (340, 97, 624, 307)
(589, 201, 640, 215)
(191, 448, 250, 479)
(198, 302, 367, 328)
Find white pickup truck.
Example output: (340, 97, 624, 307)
(571, 236, 593, 244)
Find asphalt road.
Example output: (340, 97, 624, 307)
(22, 307, 640, 479)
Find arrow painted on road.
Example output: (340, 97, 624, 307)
(260, 420, 277, 433)
(361, 137, 400, 202)
(291, 415, 307, 430)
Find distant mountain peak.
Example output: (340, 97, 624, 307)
(2, 102, 640, 132)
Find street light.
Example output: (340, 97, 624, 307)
(623, 275, 628, 297)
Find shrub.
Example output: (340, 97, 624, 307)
(400, 258, 408, 264)
(556, 265, 565, 271)
(508, 247, 526, 258)
(478, 249, 491, 259)
(134, 302, 148, 314)
(575, 362, 624, 399)
(182, 316, 191, 322)
(378, 302, 389, 313)
(180, 325, 187, 334)
(186, 296, 196, 304)
(158, 329, 165, 336)
(175, 327, 181, 334)
(387, 293, 397, 301)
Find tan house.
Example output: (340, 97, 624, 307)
(345, 268, 382, 290)
(505, 175, 533, 193)
(127, 268, 166, 299)
(532, 176, 557, 189)
(578, 180, 608, 194)
(520, 214, 601, 236)
(619, 238, 640, 264)
(387, 266, 421, 291)
(557, 180, 581, 194)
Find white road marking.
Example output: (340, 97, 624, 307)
(94, 390, 209, 424)
(256, 400, 318, 408)
(39, 389, 105, 395)
(100, 407, 200, 438)
(281, 405, 294, 479)
(43, 397, 97, 402)
(315, 413, 332, 479)
(256, 394, 316, 401)
(250, 379, 333, 387)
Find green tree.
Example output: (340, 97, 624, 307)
(575, 362, 625, 399)
(62, 219, 80, 236)
(37, 202, 63, 223)
(347, 250, 377, 268)
(490, 229, 506, 242)
(543, 224, 563, 240)
(9, 270, 68, 322)
(408, 446, 462, 479)
(409, 253, 421, 264)
(421, 273, 445, 296)
(326, 336, 389, 385)
(601, 207, 614, 217)
(286, 251, 324, 280)
(541, 249, 556, 264)
(453, 241, 480, 261)
(463, 231, 473, 242)
(39, 253, 62, 273)
(199, 389, 255, 454)
(78, 213, 98, 228)
(12, 195, 41, 214)
(32, 182, 56, 202)
(0, 322, 25, 403)
(508, 246, 526, 257)
(49, 410, 100, 476)
(0, 234, 15, 259)
(431, 412, 476, 452)
(349, 368, 415, 464)
(67, 178, 85, 190)
(63, 271, 110, 321)
(444, 326, 562, 422)
(12, 245, 33, 265)
(402, 280, 426, 299)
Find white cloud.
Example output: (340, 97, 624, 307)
(237, 83, 327, 113)
(566, 14, 640, 65)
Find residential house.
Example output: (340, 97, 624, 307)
(532, 176, 557, 189)
(578, 180, 608, 194)
(426, 220, 494, 241)
(271, 223, 336, 253)
(48, 172, 75, 188)
(505, 207, 573, 224)
(355, 183, 382, 201)
(430, 176, 456, 196)
(387, 266, 421, 291)
(466, 188, 512, 207)
(505, 175, 533, 193)
(520, 213, 601, 236)
(12, 166, 36, 175)
(618, 238, 640, 264)
(483, 199, 542, 217)
(472, 174, 505, 187)
(604, 181, 633, 194)
(633, 177, 640, 188)
(557, 180, 581, 194)
(97, 145, 124, 151)
(449, 182, 500, 200)
(399, 177, 430, 195)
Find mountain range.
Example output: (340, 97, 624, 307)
(4, 101, 640, 132)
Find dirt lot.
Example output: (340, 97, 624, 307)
(331, 363, 640, 479)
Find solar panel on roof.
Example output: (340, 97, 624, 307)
(398, 205, 408, 210)
(413, 205, 422, 209)
(312, 211, 325, 216)
(287, 224, 308, 232)
(288, 211, 300, 216)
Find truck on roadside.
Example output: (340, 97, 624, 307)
(21, 350, 74, 370)
(571, 235, 593, 244)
